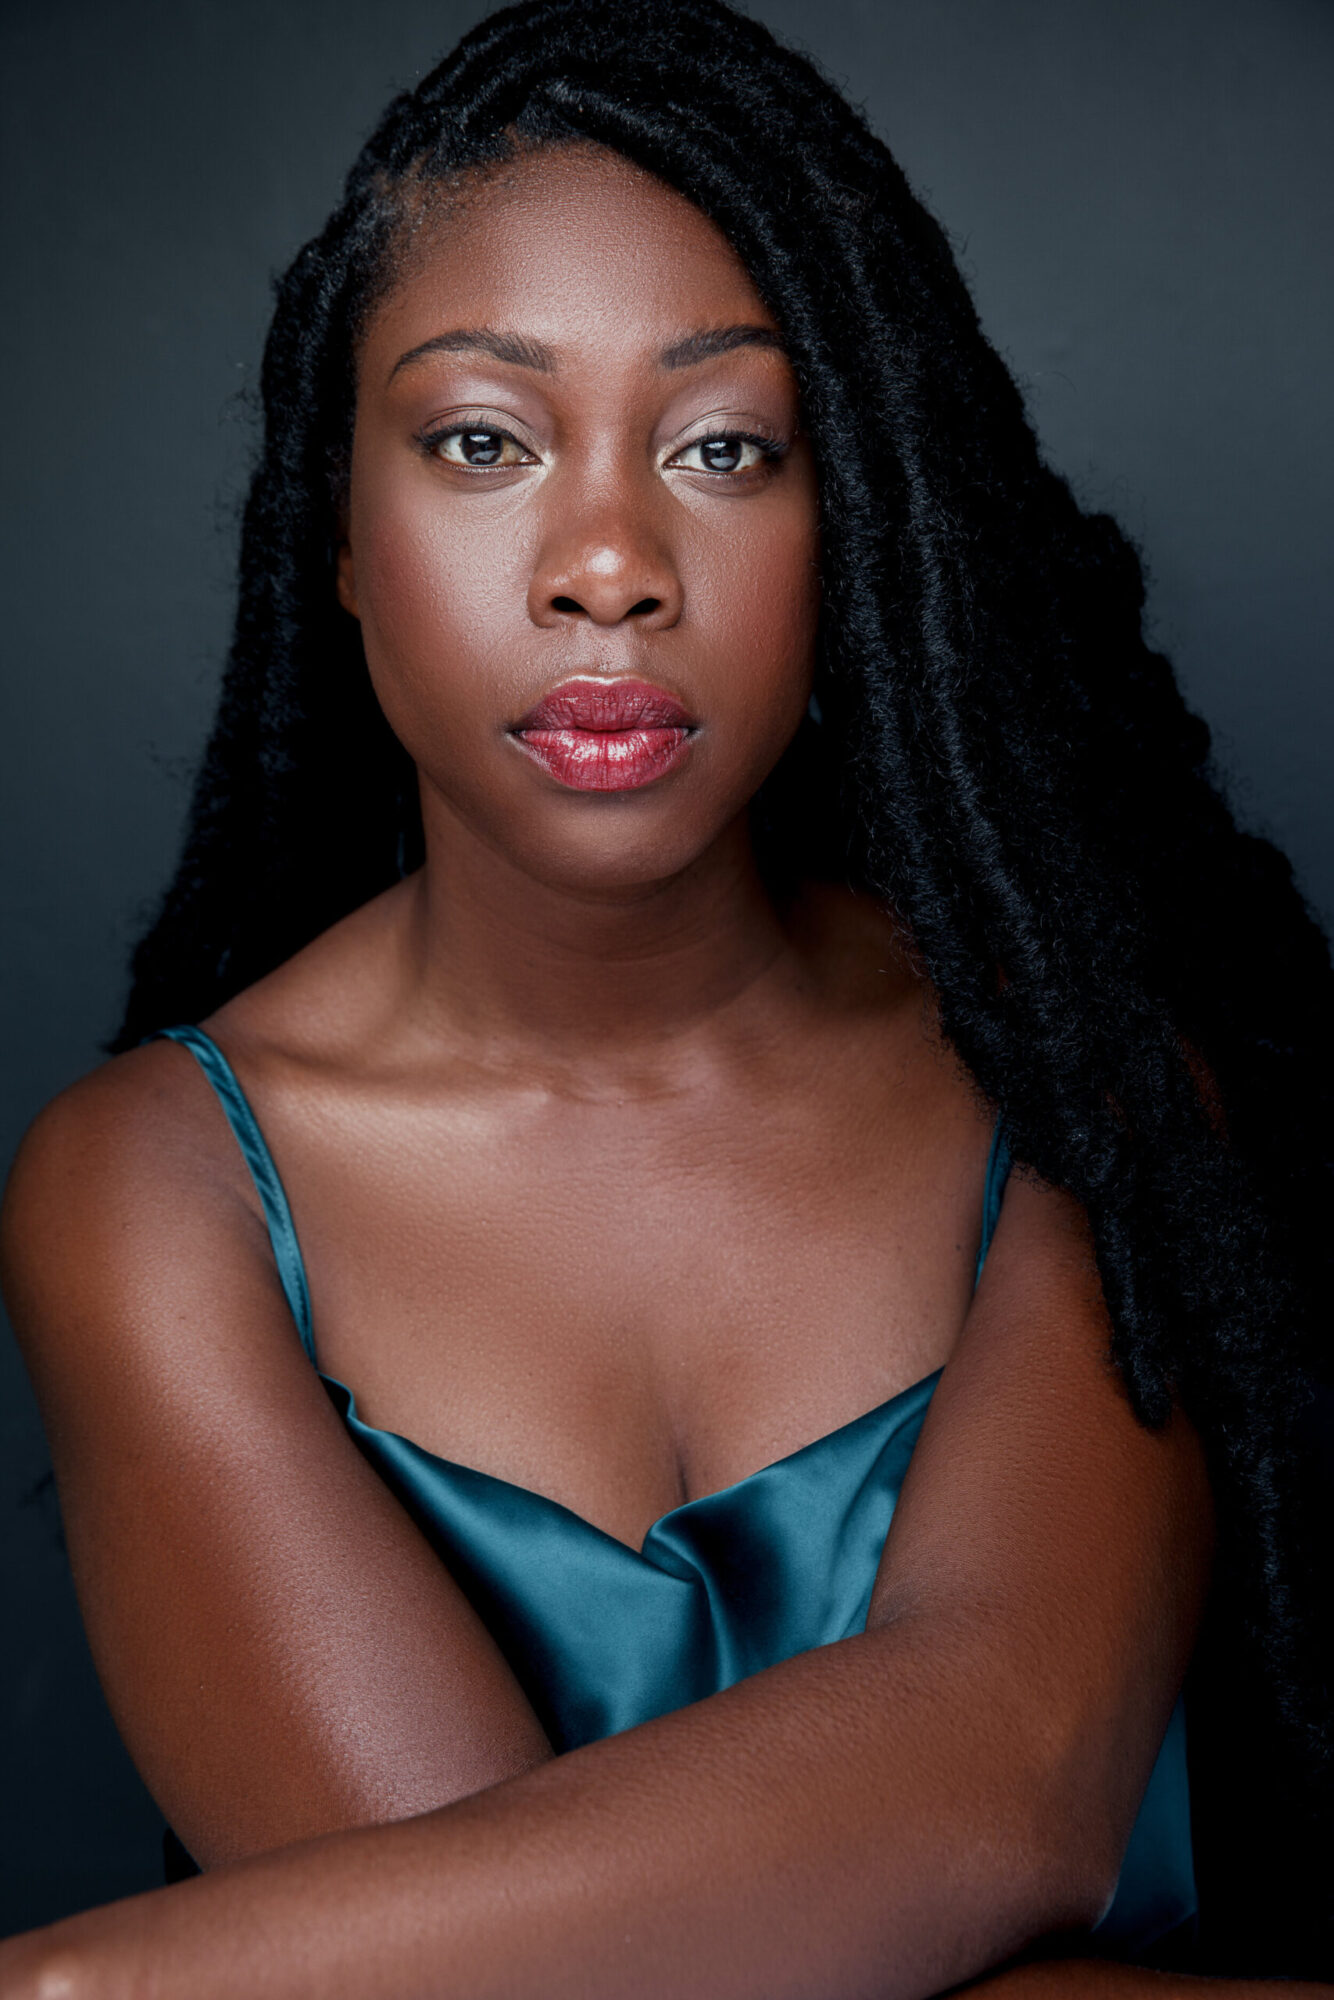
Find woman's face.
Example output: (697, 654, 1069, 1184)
(340, 144, 820, 895)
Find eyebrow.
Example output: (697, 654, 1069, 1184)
(659, 325, 787, 369)
(389, 328, 558, 379)
(389, 322, 787, 382)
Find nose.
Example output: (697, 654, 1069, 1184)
(528, 496, 684, 630)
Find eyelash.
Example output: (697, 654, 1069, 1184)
(419, 423, 536, 468)
(417, 422, 787, 475)
(671, 431, 786, 475)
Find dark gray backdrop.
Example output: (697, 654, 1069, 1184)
(2, 0, 1331, 1938)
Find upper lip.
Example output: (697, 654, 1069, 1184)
(512, 678, 695, 733)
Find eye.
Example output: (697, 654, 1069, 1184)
(428, 426, 536, 468)
(670, 434, 780, 475)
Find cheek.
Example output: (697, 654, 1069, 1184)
(349, 472, 534, 745)
(688, 503, 820, 752)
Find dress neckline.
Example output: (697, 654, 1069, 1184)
(155, 1021, 1010, 1555)
(325, 1362, 944, 1559)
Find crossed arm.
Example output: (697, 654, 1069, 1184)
(0, 1051, 1319, 1998)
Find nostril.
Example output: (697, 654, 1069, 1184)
(546, 592, 666, 621)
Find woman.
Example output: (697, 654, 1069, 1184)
(1, 0, 1329, 1991)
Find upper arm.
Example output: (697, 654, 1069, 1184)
(865, 1163, 1213, 1891)
(1, 1044, 549, 1867)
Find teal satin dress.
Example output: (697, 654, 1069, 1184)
(159, 1023, 1196, 1955)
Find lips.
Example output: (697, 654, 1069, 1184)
(510, 678, 696, 792)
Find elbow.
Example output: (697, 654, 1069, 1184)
(960, 1682, 1132, 1943)
(1023, 1804, 1122, 1937)
(986, 1752, 1127, 1949)
(941, 1755, 1124, 1952)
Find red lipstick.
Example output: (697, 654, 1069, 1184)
(510, 679, 696, 791)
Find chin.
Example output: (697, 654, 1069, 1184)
(523, 833, 721, 901)
(498, 795, 740, 901)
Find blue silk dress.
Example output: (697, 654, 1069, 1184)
(158, 1023, 1197, 1956)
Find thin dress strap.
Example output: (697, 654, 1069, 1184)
(154, 1026, 316, 1363)
(975, 1119, 1013, 1287)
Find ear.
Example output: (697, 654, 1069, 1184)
(336, 538, 360, 620)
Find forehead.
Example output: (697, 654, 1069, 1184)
(362, 145, 776, 373)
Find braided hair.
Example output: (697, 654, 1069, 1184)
(114, 0, 1331, 1967)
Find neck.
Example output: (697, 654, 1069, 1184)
(397, 796, 795, 1066)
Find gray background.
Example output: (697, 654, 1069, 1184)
(2, 0, 1331, 1937)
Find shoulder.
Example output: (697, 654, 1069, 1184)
(4, 1036, 250, 1243)
(2, 870, 430, 1361)
(1, 1037, 273, 1399)
(2, 867, 423, 1402)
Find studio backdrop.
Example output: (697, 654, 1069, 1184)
(1, 0, 1331, 1937)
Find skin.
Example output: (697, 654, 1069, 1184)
(0, 145, 1321, 1998)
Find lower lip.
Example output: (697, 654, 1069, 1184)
(514, 726, 693, 791)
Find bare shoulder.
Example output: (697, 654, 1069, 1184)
(0, 1036, 274, 1395)
(3, 1037, 254, 1247)
(2, 872, 413, 1338)
(8, 1034, 236, 1180)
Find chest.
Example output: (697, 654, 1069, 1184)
(269, 1050, 992, 1548)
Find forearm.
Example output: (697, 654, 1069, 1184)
(959, 1964, 1333, 1998)
(0, 1623, 1107, 2000)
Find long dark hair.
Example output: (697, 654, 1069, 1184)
(114, 0, 1331, 1967)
